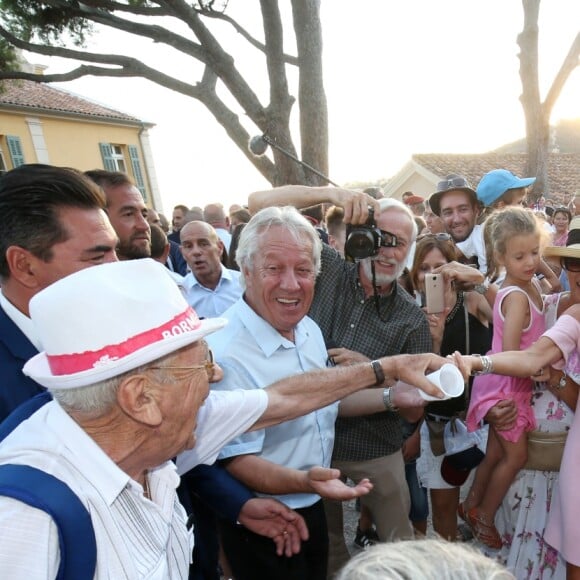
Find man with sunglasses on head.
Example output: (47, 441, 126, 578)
(248, 187, 432, 576)
(428, 174, 488, 276)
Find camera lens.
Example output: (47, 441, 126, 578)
(345, 229, 377, 259)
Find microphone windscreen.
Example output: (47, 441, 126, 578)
(248, 135, 268, 156)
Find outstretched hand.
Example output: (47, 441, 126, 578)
(239, 497, 309, 557)
(391, 382, 429, 409)
(307, 466, 373, 500)
(390, 353, 446, 399)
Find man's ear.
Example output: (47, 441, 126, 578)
(5, 246, 42, 289)
(161, 241, 171, 264)
(117, 374, 162, 427)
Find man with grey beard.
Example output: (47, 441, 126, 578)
(249, 188, 431, 576)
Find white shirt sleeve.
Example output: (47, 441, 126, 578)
(0, 497, 60, 579)
(176, 389, 268, 475)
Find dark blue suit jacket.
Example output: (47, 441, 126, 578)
(167, 240, 188, 276)
(0, 305, 44, 423)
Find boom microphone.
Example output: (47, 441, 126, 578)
(247, 133, 339, 187)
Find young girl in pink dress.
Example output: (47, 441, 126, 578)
(461, 208, 547, 549)
(457, 304, 580, 579)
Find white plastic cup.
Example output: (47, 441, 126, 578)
(419, 363, 465, 401)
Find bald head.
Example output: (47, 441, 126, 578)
(179, 221, 224, 289)
(203, 203, 228, 229)
(181, 220, 219, 242)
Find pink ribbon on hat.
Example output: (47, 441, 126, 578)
(47, 307, 201, 375)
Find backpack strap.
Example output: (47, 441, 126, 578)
(0, 464, 97, 580)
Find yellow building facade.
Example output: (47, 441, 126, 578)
(0, 79, 161, 209)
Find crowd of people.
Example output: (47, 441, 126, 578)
(0, 162, 578, 580)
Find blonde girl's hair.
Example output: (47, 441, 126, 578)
(483, 207, 547, 282)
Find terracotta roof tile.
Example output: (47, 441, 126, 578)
(0, 79, 142, 123)
(412, 152, 579, 195)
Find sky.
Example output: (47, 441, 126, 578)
(25, 0, 579, 214)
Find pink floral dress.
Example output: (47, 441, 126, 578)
(478, 293, 574, 579)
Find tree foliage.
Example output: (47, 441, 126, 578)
(518, 0, 579, 200)
(0, 0, 329, 186)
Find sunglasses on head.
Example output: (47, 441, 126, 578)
(437, 177, 470, 191)
(562, 257, 580, 272)
(419, 232, 452, 242)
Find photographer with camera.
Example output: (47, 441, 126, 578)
(249, 187, 431, 576)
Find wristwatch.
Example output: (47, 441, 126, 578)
(382, 387, 399, 412)
(473, 279, 490, 295)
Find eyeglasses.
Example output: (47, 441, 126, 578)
(561, 258, 580, 273)
(418, 232, 452, 242)
(437, 177, 471, 192)
(149, 349, 216, 381)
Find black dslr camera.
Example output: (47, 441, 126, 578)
(344, 208, 398, 260)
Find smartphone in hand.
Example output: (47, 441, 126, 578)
(425, 273, 445, 314)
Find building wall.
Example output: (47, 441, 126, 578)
(0, 110, 157, 206)
(391, 174, 437, 199)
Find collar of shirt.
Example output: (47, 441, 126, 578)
(237, 297, 308, 357)
(0, 289, 42, 351)
(456, 223, 482, 256)
(183, 264, 236, 291)
(36, 402, 178, 506)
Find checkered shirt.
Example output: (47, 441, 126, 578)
(309, 245, 432, 461)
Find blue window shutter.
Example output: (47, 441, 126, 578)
(99, 143, 116, 171)
(128, 145, 147, 201)
(6, 136, 25, 167)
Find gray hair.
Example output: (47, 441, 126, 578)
(50, 353, 178, 416)
(378, 197, 418, 243)
(336, 539, 514, 580)
(235, 206, 322, 290)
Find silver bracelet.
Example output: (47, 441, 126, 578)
(556, 371, 567, 390)
(382, 387, 399, 412)
(472, 354, 494, 375)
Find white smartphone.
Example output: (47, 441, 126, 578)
(425, 273, 445, 314)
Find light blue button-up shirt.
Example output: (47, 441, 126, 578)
(208, 298, 338, 509)
(182, 265, 242, 318)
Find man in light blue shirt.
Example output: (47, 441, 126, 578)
(212, 298, 337, 509)
(180, 221, 242, 317)
(208, 206, 336, 579)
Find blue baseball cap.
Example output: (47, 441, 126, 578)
(476, 169, 536, 207)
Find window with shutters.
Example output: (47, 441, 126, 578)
(99, 142, 127, 173)
(128, 145, 147, 201)
(5, 135, 25, 168)
(0, 145, 7, 175)
(100, 142, 148, 201)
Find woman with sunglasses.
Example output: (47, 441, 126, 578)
(409, 234, 492, 541)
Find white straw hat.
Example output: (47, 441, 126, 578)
(23, 259, 226, 389)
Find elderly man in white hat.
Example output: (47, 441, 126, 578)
(0, 259, 445, 579)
